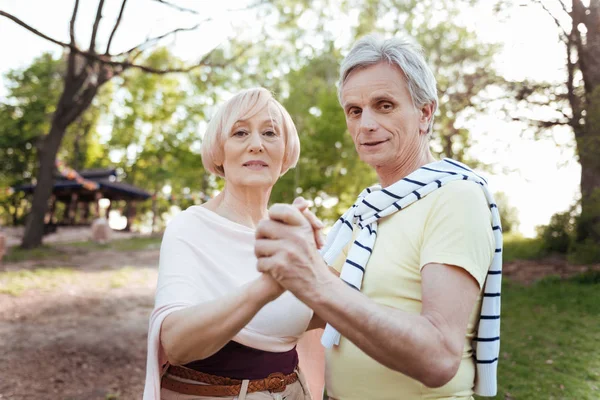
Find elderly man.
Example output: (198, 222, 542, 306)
(255, 34, 502, 400)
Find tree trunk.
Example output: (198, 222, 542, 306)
(151, 192, 158, 233)
(20, 50, 102, 248)
(21, 123, 66, 248)
(575, 87, 600, 244)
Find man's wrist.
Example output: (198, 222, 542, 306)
(302, 262, 343, 309)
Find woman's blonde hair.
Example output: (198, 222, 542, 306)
(201, 88, 300, 178)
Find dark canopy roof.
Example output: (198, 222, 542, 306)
(15, 168, 151, 202)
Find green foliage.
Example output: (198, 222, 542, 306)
(568, 240, 600, 265)
(537, 210, 576, 254)
(108, 48, 213, 228)
(494, 192, 519, 233)
(502, 233, 547, 262)
(0, 53, 64, 225)
(482, 277, 600, 399)
(270, 51, 378, 221)
(1, 1, 506, 232)
(574, 187, 600, 263)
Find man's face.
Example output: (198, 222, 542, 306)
(340, 62, 431, 175)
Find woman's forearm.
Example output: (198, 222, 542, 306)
(160, 275, 277, 365)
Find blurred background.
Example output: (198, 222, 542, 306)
(0, 0, 598, 399)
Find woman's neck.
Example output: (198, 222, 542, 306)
(204, 184, 271, 229)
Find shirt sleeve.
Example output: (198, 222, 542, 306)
(419, 181, 495, 288)
(154, 214, 213, 309)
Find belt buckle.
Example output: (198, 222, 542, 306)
(265, 372, 286, 393)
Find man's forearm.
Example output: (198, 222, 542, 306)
(303, 276, 460, 388)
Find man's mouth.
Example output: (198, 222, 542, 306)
(362, 140, 388, 147)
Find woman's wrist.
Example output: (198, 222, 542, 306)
(246, 275, 280, 306)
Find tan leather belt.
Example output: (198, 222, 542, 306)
(161, 365, 298, 396)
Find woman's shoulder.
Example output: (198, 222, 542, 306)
(164, 205, 254, 237)
(163, 205, 212, 235)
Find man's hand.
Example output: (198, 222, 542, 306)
(292, 197, 325, 249)
(255, 203, 334, 300)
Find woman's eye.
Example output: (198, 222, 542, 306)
(263, 130, 276, 137)
(233, 130, 247, 137)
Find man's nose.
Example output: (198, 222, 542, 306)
(359, 109, 377, 132)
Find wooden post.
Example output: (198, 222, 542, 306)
(94, 192, 102, 218)
(67, 193, 78, 225)
(125, 202, 136, 232)
(46, 194, 57, 224)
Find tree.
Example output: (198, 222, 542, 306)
(513, 0, 600, 257)
(255, 0, 504, 218)
(347, 0, 504, 164)
(494, 191, 519, 233)
(107, 48, 211, 231)
(0, 54, 63, 226)
(0, 0, 244, 248)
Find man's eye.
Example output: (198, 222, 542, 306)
(348, 108, 361, 116)
(380, 102, 393, 110)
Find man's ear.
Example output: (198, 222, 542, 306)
(418, 102, 435, 135)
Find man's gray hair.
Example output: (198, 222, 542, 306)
(338, 34, 438, 134)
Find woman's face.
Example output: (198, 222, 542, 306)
(221, 105, 286, 190)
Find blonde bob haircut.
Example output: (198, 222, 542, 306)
(201, 87, 300, 178)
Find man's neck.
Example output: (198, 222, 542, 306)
(376, 147, 436, 188)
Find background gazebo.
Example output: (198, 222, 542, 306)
(15, 168, 151, 231)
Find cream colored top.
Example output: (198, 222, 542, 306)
(144, 206, 313, 399)
(325, 181, 495, 400)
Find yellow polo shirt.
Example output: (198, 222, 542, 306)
(325, 180, 495, 400)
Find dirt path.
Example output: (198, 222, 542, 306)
(0, 249, 159, 400)
(1, 247, 599, 399)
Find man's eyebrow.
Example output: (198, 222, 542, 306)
(371, 94, 394, 103)
(342, 100, 359, 110)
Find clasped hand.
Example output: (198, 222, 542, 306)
(255, 197, 333, 302)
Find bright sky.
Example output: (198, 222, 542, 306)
(0, 0, 580, 236)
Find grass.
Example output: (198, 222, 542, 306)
(0, 267, 76, 296)
(3, 235, 163, 263)
(478, 273, 600, 399)
(67, 235, 162, 251)
(3, 245, 68, 263)
(0, 265, 155, 296)
(503, 233, 547, 262)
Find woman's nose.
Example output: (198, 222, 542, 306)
(248, 131, 264, 152)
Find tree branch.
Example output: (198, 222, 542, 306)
(151, 0, 198, 15)
(106, 0, 128, 55)
(115, 22, 206, 56)
(69, 0, 80, 45)
(558, 0, 571, 15)
(68, 0, 81, 79)
(89, 0, 106, 52)
(532, 0, 570, 43)
(0, 11, 70, 48)
(512, 116, 571, 128)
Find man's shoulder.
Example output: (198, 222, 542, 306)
(423, 179, 488, 209)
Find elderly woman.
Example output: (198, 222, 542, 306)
(144, 88, 323, 400)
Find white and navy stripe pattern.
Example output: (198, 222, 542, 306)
(320, 158, 502, 397)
